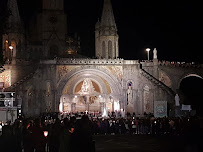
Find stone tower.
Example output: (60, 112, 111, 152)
(95, 0, 119, 59)
(2, 0, 24, 64)
(40, 0, 67, 59)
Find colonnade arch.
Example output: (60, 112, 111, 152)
(179, 73, 203, 116)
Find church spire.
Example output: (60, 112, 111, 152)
(7, 0, 23, 33)
(95, 0, 119, 59)
(101, 0, 117, 29)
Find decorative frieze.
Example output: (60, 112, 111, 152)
(56, 58, 124, 65)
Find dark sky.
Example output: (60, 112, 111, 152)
(1, 0, 202, 63)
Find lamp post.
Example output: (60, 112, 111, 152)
(146, 48, 150, 60)
(9, 45, 13, 61)
(9, 46, 13, 50)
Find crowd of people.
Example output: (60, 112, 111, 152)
(0, 112, 203, 152)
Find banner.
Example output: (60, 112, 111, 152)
(181, 104, 192, 111)
(154, 101, 167, 118)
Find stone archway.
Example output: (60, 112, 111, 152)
(57, 68, 122, 114)
(179, 74, 203, 116)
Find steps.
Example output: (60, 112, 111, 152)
(140, 68, 175, 97)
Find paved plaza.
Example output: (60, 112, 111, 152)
(93, 134, 201, 152)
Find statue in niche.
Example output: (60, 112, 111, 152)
(144, 86, 150, 113)
(175, 93, 180, 106)
(127, 82, 133, 105)
(46, 82, 52, 111)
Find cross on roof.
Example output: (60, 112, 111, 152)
(66, 37, 73, 45)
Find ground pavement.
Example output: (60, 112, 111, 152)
(93, 134, 201, 152)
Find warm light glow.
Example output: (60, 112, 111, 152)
(146, 48, 150, 52)
(146, 48, 150, 60)
(114, 101, 120, 111)
(9, 46, 13, 50)
(59, 102, 63, 112)
(5, 40, 8, 43)
(0, 70, 11, 87)
(102, 108, 107, 117)
(44, 131, 48, 137)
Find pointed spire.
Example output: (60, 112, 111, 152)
(101, 0, 117, 29)
(7, 0, 22, 32)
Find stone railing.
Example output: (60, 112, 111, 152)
(158, 60, 203, 68)
(4, 72, 36, 92)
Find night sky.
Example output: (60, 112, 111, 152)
(1, 0, 202, 63)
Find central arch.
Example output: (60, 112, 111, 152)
(57, 68, 122, 114)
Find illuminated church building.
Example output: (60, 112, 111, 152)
(2, 0, 203, 117)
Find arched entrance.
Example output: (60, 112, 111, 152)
(179, 74, 203, 116)
(58, 69, 122, 115)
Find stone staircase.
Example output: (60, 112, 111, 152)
(0, 65, 5, 73)
(4, 71, 36, 92)
(140, 68, 175, 97)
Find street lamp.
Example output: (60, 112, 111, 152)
(8, 45, 13, 63)
(146, 48, 150, 60)
(9, 46, 13, 50)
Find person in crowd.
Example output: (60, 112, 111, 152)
(32, 118, 46, 152)
(49, 118, 62, 152)
(59, 117, 71, 152)
(71, 114, 95, 152)
(13, 119, 23, 152)
(0, 125, 17, 152)
(22, 119, 34, 152)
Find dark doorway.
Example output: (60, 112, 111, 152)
(179, 76, 203, 116)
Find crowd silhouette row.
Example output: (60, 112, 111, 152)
(0, 113, 203, 152)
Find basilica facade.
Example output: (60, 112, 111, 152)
(1, 0, 176, 117)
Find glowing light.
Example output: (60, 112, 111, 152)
(146, 48, 150, 60)
(102, 108, 107, 117)
(114, 101, 120, 111)
(0, 70, 11, 87)
(59, 102, 63, 113)
(44, 131, 48, 137)
(146, 48, 150, 52)
(9, 46, 13, 50)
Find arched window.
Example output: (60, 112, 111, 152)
(102, 41, 105, 58)
(27, 87, 33, 110)
(49, 45, 59, 59)
(108, 41, 112, 58)
(46, 81, 52, 111)
(114, 42, 117, 58)
(143, 85, 150, 113)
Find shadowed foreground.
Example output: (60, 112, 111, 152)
(93, 134, 201, 152)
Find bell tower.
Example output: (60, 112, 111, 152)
(41, 0, 67, 59)
(2, 0, 24, 64)
(95, 0, 119, 59)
